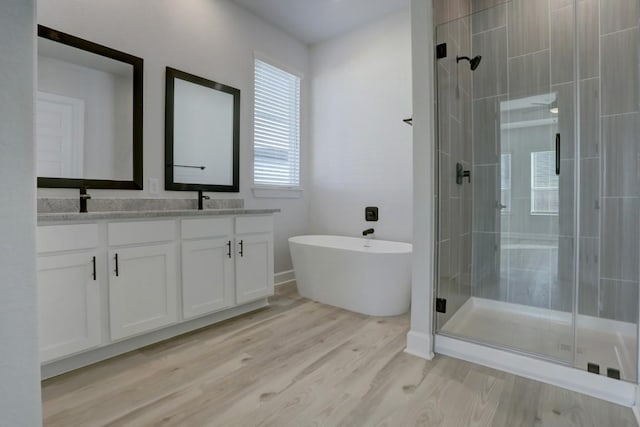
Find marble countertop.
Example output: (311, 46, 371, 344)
(38, 208, 280, 224)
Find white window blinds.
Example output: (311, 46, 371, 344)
(500, 153, 511, 213)
(253, 59, 301, 187)
(531, 151, 559, 214)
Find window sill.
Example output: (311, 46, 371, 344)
(252, 186, 303, 199)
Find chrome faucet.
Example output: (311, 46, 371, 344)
(197, 190, 210, 210)
(79, 187, 91, 213)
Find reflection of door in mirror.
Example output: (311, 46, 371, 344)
(37, 51, 133, 182)
(36, 25, 143, 189)
(36, 91, 84, 179)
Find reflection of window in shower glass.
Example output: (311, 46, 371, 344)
(500, 153, 511, 213)
(531, 151, 559, 215)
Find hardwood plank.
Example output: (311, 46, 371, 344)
(42, 285, 638, 427)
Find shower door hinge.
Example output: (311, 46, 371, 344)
(587, 363, 600, 375)
(436, 43, 447, 59)
(436, 298, 447, 313)
(607, 368, 621, 380)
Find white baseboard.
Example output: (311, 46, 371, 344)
(405, 330, 434, 360)
(274, 269, 295, 286)
(42, 299, 269, 380)
(435, 334, 637, 407)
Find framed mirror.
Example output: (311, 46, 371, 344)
(165, 67, 240, 192)
(36, 25, 143, 189)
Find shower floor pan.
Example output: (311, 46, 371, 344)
(439, 297, 637, 383)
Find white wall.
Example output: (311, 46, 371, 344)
(406, 0, 436, 360)
(0, 0, 43, 424)
(37, 0, 311, 273)
(309, 8, 413, 243)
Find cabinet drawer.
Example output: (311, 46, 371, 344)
(181, 217, 233, 240)
(235, 215, 274, 234)
(108, 220, 175, 246)
(37, 224, 99, 253)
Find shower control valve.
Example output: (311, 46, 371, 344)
(456, 163, 471, 185)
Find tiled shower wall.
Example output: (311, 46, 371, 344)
(585, 0, 640, 323)
(435, 0, 640, 324)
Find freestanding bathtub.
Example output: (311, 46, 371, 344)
(288, 235, 412, 316)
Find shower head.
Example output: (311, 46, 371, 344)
(456, 55, 482, 71)
(469, 55, 482, 70)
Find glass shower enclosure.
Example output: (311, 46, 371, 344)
(434, 0, 639, 383)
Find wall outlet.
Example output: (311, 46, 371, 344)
(149, 178, 159, 195)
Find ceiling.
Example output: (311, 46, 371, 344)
(231, 0, 410, 45)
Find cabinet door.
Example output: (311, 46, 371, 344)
(37, 252, 101, 363)
(109, 244, 177, 341)
(235, 233, 274, 304)
(182, 238, 234, 319)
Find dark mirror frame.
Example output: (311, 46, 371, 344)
(37, 25, 144, 190)
(165, 67, 240, 193)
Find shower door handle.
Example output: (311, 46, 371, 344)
(456, 163, 471, 185)
(555, 133, 561, 176)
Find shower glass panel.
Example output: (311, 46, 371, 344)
(434, 0, 639, 383)
(573, 0, 639, 382)
(433, 9, 474, 337)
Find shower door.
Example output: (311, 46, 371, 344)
(434, 0, 640, 383)
(434, 0, 577, 365)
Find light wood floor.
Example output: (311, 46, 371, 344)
(42, 283, 638, 427)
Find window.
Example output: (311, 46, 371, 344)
(253, 58, 301, 188)
(531, 151, 559, 214)
(500, 153, 511, 213)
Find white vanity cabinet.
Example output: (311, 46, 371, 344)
(36, 224, 102, 363)
(37, 212, 276, 377)
(107, 221, 178, 341)
(181, 218, 235, 319)
(180, 215, 274, 316)
(235, 216, 274, 304)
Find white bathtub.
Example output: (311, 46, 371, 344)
(289, 235, 412, 316)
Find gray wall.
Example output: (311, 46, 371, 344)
(0, 0, 43, 425)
